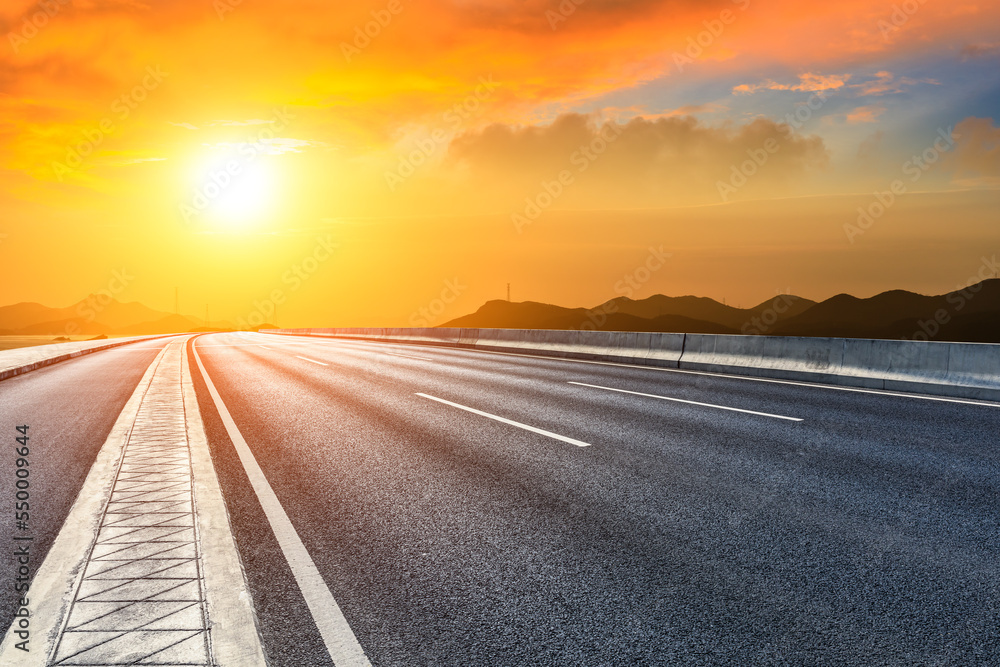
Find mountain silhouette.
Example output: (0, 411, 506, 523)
(2, 281, 997, 342)
(604, 294, 816, 330)
(0, 301, 79, 331)
(442, 280, 1000, 343)
(440, 300, 735, 333)
(0, 297, 231, 335)
(771, 280, 1000, 339)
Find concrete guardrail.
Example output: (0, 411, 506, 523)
(260, 327, 1000, 402)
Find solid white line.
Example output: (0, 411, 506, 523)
(257, 345, 271, 350)
(181, 344, 267, 666)
(384, 352, 433, 361)
(193, 344, 371, 667)
(415, 392, 593, 447)
(190, 343, 312, 348)
(568, 381, 804, 422)
(295, 355, 328, 366)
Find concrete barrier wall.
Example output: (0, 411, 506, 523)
(260, 328, 1000, 401)
(270, 327, 687, 365)
(473, 329, 686, 365)
(0, 334, 177, 382)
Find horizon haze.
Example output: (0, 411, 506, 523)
(4, 276, 998, 344)
(1, 1, 998, 328)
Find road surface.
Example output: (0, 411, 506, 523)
(192, 332, 1000, 666)
(3, 331, 999, 665)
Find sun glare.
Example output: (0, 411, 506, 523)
(213, 162, 273, 223)
(188, 154, 278, 230)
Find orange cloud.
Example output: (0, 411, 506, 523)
(0, 0, 998, 324)
(943, 117, 1000, 185)
(846, 105, 886, 123)
(733, 73, 851, 95)
(857, 130, 884, 158)
(960, 41, 1000, 59)
(441, 113, 829, 210)
(849, 71, 938, 96)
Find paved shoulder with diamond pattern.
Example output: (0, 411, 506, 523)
(0, 338, 265, 666)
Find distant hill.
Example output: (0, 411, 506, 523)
(604, 294, 816, 330)
(0, 301, 80, 330)
(16, 318, 111, 336)
(0, 296, 233, 335)
(87, 299, 171, 330)
(771, 280, 1000, 340)
(442, 280, 1000, 343)
(441, 300, 735, 334)
(118, 314, 205, 335)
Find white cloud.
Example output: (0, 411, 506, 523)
(208, 119, 275, 127)
(202, 138, 320, 155)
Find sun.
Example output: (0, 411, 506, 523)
(212, 161, 273, 224)
(188, 153, 279, 230)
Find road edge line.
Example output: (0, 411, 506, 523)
(0, 343, 170, 665)
(183, 339, 268, 667)
(192, 340, 371, 667)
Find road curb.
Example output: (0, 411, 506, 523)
(0, 337, 269, 666)
(0, 343, 168, 665)
(0, 335, 178, 383)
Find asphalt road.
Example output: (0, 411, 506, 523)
(190, 331, 1000, 666)
(0, 336, 176, 633)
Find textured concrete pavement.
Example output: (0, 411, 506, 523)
(0, 339, 265, 666)
(0, 337, 173, 637)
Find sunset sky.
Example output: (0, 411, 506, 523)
(1, 0, 998, 326)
